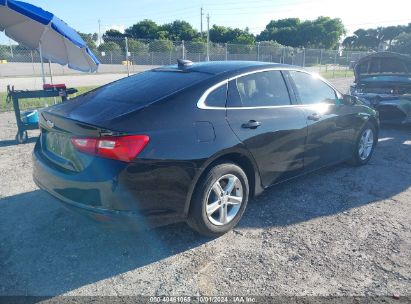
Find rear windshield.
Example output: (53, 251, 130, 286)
(75, 70, 209, 105)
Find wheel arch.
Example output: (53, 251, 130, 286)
(183, 149, 263, 217)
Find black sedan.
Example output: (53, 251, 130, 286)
(33, 60, 379, 236)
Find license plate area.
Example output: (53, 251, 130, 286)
(46, 131, 72, 161)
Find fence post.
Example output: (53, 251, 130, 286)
(332, 50, 337, 78)
(225, 43, 228, 61)
(302, 48, 306, 67)
(206, 37, 210, 61)
(319, 49, 323, 71)
(257, 42, 260, 61)
(125, 37, 130, 76)
(182, 40, 185, 59)
(30, 50, 35, 76)
(9, 39, 13, 59)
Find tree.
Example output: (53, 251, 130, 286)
(342, 36, 358, 49)
(98, 41, 121, 53)
(126, 39, 148, 53)
(186, 39, 206, 53)
(355, 29, 381, 50)
(160, 20, 198, 41)
(257, 17, 344, 49)
(257, 18, 301, 47)
(149, 40, 173, 52)
(78, 32, 97, 52)
(393, 33, 411, 55)
(103, 29, 123, 44)
(228, 34, 255, 54)
(0, 45, 11, 59)
(383, 26, 405, 48)
(125, 19, 159, 39)
(209, 25, 231, 43)
(209, 25, 254, 44)
(257, 41, 291, 58)
(309, 17, 345, 49)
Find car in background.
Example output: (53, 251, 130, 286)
(351, 52, 411, 124)
(33, 60, 379, 237)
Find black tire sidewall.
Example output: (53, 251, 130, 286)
(189, 163, 249, 236)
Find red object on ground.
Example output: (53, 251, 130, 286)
(43, 83, 67, 90)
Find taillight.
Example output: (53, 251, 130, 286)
(71, 135, 149, 162)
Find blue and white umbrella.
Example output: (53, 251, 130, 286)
(0, 0, 99, 83)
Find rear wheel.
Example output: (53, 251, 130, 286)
(348, 122, 377, 166)
(187, 162, 249, 237)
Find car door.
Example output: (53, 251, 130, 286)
(287, 70, 356, 172)
(226, 70, 307, 187)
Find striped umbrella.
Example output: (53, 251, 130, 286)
(0, 0, 99, 83)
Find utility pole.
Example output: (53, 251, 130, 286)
(200, 7, 204, 39)
(98, 19, 102, 45)
(206, 13, 210, 61)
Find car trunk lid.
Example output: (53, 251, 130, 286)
(354, 52, 411, 83)
(39, 110, 111, 172)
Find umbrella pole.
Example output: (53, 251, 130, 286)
(48, 60, 57, 105)
(39, 42, 46, 86)
(48, 60, 54, 85)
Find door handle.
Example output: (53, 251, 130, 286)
(242, 120, 261, 129)
(307, 113, 321, 121)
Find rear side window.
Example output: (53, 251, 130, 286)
(204, 84, 227, 107)
(289, 71, 337, 105)
(74, 70, 209, 106)
(235, 71, 291, 107)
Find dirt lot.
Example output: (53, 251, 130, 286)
(0, 78, 410, 298)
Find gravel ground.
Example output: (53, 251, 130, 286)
(0, 78, 410, 299)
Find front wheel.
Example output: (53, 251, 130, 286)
(348, 122, 377, 166)
(187, 162, 249, 237)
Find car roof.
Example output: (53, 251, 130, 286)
(154, 61, 294, 76)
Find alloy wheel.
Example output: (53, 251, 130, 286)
(205, 174, 243, 226)
(358, 128, 374, 161)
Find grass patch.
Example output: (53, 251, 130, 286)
(319, 70, 354, 79)
(0, 86, 98, 112)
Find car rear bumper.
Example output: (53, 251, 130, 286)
(32, 140, 191, 228)
(33, 175, 150, 227)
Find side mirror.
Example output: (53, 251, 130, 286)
(342, 94, 358, 106)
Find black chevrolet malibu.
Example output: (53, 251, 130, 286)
(33, 61, 379, 236)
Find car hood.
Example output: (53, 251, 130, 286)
(354, 52, 411, 84)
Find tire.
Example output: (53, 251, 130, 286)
(348, 122, 377, 166)
(187, 162, 249, 237)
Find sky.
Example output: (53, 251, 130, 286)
(1, 0, 411, 44)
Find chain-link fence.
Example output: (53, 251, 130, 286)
(0, 37, 372, 78)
